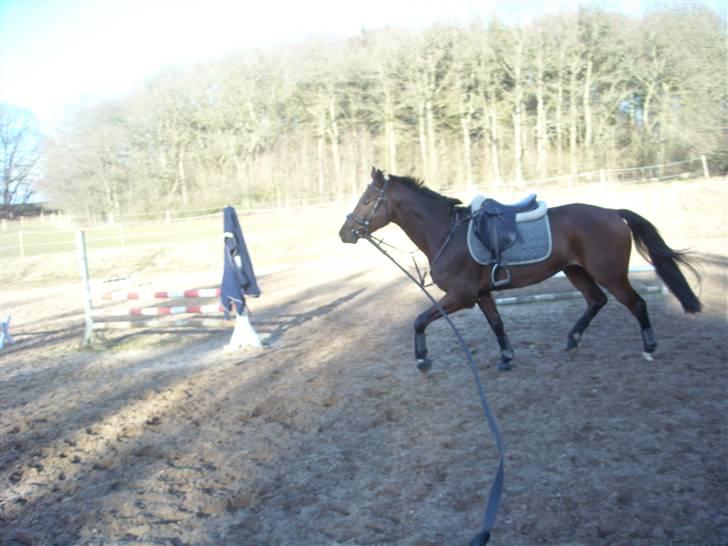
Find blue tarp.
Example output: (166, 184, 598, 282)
(221, 206, 260, 318)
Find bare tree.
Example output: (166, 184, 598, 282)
(40, 6, 726, 218)
(1, 104, 41, 206)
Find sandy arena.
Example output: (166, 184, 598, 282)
(1, 179, 726, 545)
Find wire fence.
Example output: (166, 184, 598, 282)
(0, 155, 715, 259)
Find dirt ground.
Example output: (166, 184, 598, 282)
(1, 179, 726, 545)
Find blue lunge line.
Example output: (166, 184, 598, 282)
(364, 234, 504, 546)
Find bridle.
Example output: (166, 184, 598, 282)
(346, 177, 391, 238)
(347, 175, 471, 282)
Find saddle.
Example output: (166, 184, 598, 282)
(472, 194, 543, 288)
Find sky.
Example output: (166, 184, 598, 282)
(1, 0, 725, 134)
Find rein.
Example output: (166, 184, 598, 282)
(364, 233, 504, 546)
(429, 207, 471, 272)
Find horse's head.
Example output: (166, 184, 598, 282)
(339, 167, 392, 243)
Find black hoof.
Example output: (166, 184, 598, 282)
(469, 530, 491, 546)
(416, 358, 432, 373)
(496, 359, 512, 371)
(641, 328, 657, 353)
(566, 332, 581, 352)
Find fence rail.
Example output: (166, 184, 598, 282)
(0, 156, 717, 259)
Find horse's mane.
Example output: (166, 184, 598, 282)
(390, 174, 462, 207)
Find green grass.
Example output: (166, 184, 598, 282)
(1, 217, 221, 258)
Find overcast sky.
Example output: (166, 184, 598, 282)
(1, 0, 724, 133)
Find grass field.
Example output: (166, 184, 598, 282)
(0, 215, 222, 258)
(0, 201, 354, 289)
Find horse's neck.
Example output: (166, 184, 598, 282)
(391, 195, 451, 263)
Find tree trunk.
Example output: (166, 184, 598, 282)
(177, 148, 188, 205)
(317, 112, 326, 197)
(300, 133, 310, 197)
(512, 36, 524, 184)
(582, 58, 593, 167)
(384, 87, 397, 173)
(228, 137, 249, 205)
(643, 83, 654, 130)
(328, 96, 342, 197)
(457, 75, 474, 188)
(461, 115, 473, 188)
(554, 45, 566, 174)
(418, 100, 428, 178)
(425, 98, 438, 182)
(513, 106, 523, 184)
(487, 85, 501, 189)
(536, 47, 548, 179)
(569, 57, 580, 175)
(555, 77, 564, 174)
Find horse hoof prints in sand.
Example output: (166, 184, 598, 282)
(339, 167, 701, 371)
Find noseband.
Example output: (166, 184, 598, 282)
(346, 177, 390, 238)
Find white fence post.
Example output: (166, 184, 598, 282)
(701, 155, 710, 179)
(18, 231, 24, 258)
(76, 231, 95, 345)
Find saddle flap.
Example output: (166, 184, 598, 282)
(471, 195, 547, 257)
(474, 211, 520, 254)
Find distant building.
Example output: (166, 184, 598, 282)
(0, 203, 59, 220)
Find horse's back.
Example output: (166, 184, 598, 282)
(548, 203, 632, 273)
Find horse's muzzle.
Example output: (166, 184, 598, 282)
(338, 223, 360, 244)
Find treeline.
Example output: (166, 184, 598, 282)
(43, 6, 726, 217)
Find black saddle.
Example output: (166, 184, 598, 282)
(473, 194, 539, 288)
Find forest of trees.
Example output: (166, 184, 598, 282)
(38, 6, 727, 217)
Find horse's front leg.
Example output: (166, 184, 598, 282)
(413, 292, 470, 373)
(477, 292, 514, 371)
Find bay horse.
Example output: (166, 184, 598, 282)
(339, 168, 701, 371)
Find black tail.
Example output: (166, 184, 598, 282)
(618, 209, 702, 314)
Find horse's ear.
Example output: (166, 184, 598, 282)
(371, 167, 384, 183)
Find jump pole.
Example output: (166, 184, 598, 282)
(91, 295, 234, 332)
(493, 265, 666, 306)
(494, 284, 664, 306)
(102, 288, 221, 301)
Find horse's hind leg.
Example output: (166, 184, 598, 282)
(563, 265, 608, 352)
(477, 293, 514, 371)
(598, 274, 657, 361)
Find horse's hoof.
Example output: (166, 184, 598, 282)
(416, 358, 432, 373)
(496, 359, 512, 371)
(642, 351, 655, 362)
(566, 333, 580, 352)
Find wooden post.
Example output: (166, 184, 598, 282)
(701, 155, 710, 179)
(76, 231, 95, 345)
